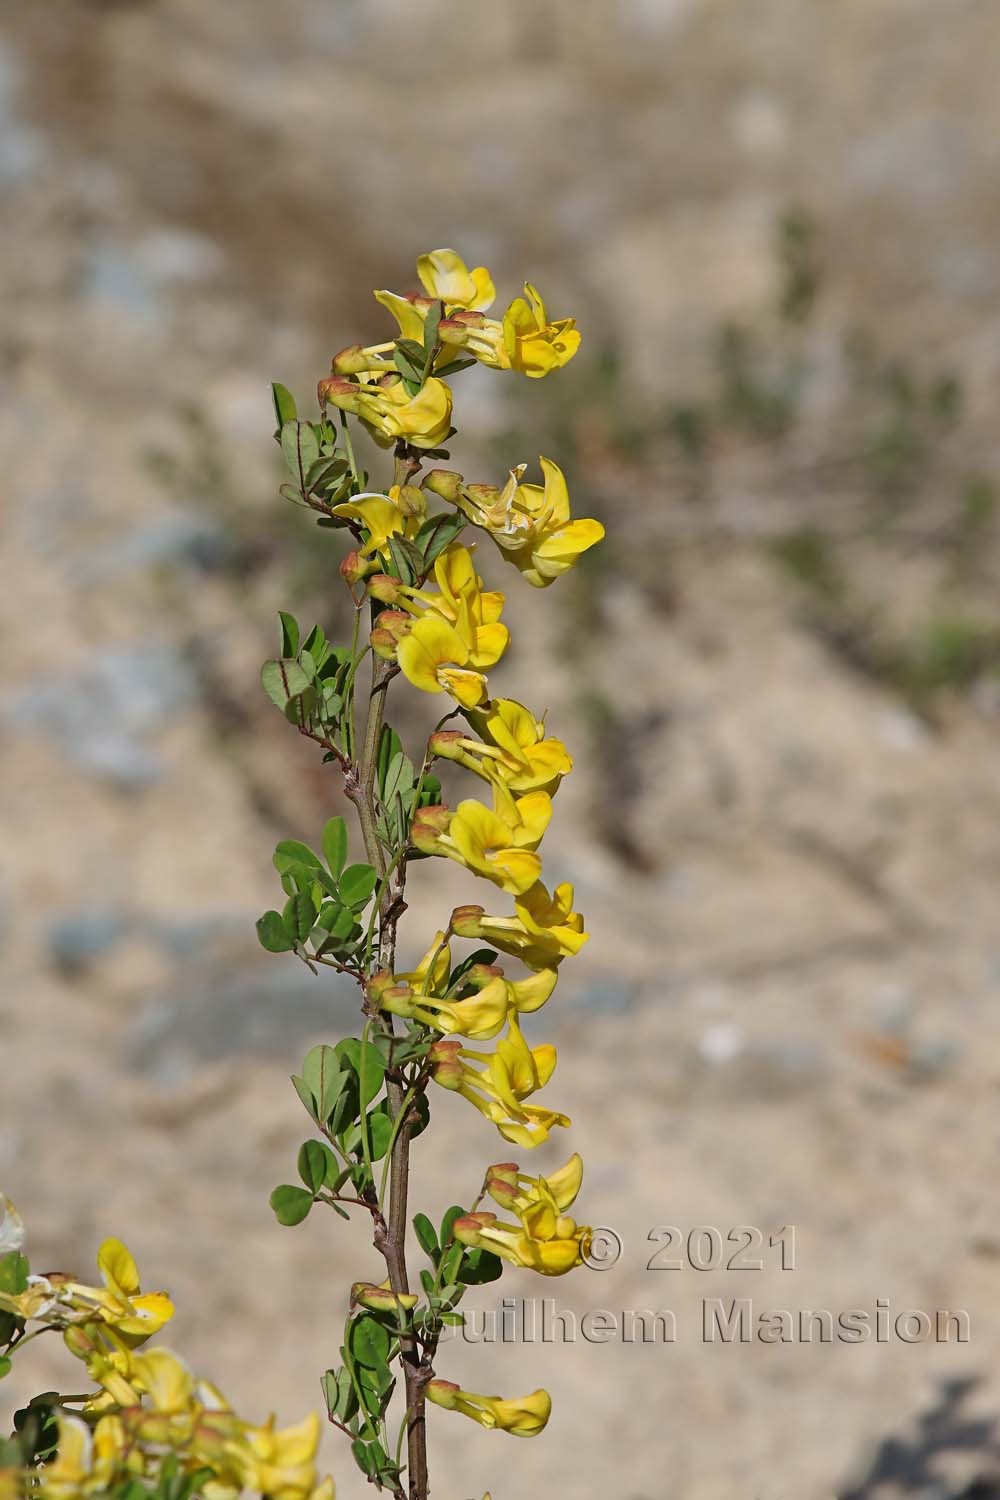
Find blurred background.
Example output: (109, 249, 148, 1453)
(4, 1, 1000, 1496)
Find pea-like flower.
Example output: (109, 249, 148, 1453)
(411, 782, 552, 895)
(374, 932, 557, 1040)
(0, 1239, 173, 1344)
(427, 458, 603, 587)
(428, 1016, 569, 1148)
(370, 544, 510, 708)
(451, 879, 588, 969)
(425, 1379, 551, 1437)
(374, 248, 496, 345)
(318, 372, 453, 450)
(430, 697, 572, 795)
(330, 484, 426, 562)
(451, 1152, 592, 1275)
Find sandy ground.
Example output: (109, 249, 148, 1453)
(4, 3, 1000, 1497)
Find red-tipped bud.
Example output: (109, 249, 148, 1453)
(452, 1212, 496, 1248)
(485, 1165, 520, 1208)
(366, 573, 403, 605)
(370, 610, 411, 660)
(428, 730, 464, 760)
(410, 804, 452, 853)
(423, 469, 464, 502)
(63, 1324, 97, 1358)
(366, 970, 395, 1005)
(332, 344, 374, 375)
(351, 1282, 419, 1313)
(341, 550, 373, 587)
(317, 374, 357, 407)
(428, 1038, 463, 1088)
(450, 904, 486, 937)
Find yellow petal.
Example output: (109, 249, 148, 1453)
(417, 249, 483, 307)
(97, 1239, 140, 1296)
(374, 289, 427, 342)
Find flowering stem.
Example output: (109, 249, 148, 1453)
(350, 646, 429, 1500)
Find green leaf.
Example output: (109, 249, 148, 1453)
(0, 1357, 11, 1380)
(335, 1037, 385, 1108)
(386, 535, 424, 585)
(0, 1254, 28, 1296)
(422, 301, 442, 360)
(323, 1367, 358, 1424)
(261, 658, 311, 710)
(297, 1140, 335, 1193)
(283, 891, 316, 944)
(302, 1045, 347, 1120)
(413, 1213, 439, 1257)
(270, 1185, 313, 1226)
(277, 611, 300, 657)
(272, 383, 297, 428)
(377, 724, 403, 792)
(415, 510, 466, 569)
(322, 816, 349, 878)
(349, 1314, 390, 1369)
(280, 420, 321, 487)
(339, 863, 378, 910)
(439, 1206, 465, 1249)
(273, 840, 323, 874)
(458, 1247, 503, 1285)
(256, 910, 293, 954)
(351, 1440, 377, 1479)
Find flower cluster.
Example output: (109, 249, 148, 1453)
(0, 1209, 332, 1500)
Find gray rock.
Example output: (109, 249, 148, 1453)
(576, 977, 638, 1015)
(0, 40, 47, 189)
(8, 643, 199, 790)
(47, 910, 130, 975)
(128, 963, 364, 1083)
(71, 512, 230, 585)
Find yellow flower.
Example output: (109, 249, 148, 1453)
(374, 249, 496, 345)
(68, 1239, 174, 1343)
(431, 697, 572, 794)
(411, 783, 552, 895)
(318, 373, 452, 450)
(452, 1152, 592, 1275)
(428, 1016, 569, 1147)
(0, 1195, 23, 1253)
(236, 1412, 322, 1500)
(502, 283, 580, 378)
(38, 1414, 94, 1500)
(430, 459, 603, 587)
(416, 249, 496, 311)
(425, 1380, 551, 1437)
(376, 544, 510, 708)
(331, 484, 426, 560)
(374, 934, 557, 1040)
(451, 880, 588, 968)
(396, 613, 493, 708)
(434, 280, 580, 380)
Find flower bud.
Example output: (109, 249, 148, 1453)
(395, 484, 425, 518)
(425, 1379, 461, 1410)
(410, 804, 452, 853)
(340, 550, 373, 587)
(370, 610, 411, 660)
(427, 1039, 464, 1088)
(428, 730, 464, 761)
(366, 573, 402, 605)
(450, 904, 486, 938)
(351, 1282, 419, 1313)
(331, 344, 374, 375)
(422, 469, 464, 502)
(317, 374, 359, 408)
